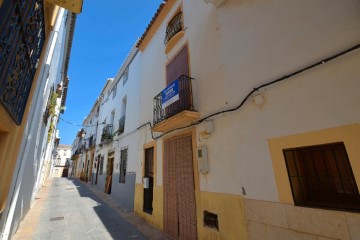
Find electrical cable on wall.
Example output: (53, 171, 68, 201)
(138, 43, 360, 140)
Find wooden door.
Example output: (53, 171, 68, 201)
(143, 147, 154, 214)
(163, 133, 197, 240)
(105, 157, 114, 194)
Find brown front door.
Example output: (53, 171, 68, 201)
(105, 156, 114, 194)
(163, 133, 197, 240)
(143, 147, 154, 214)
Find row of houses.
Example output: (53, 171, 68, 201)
(71, 0, 360, 239)
(0, 1, 82, 239)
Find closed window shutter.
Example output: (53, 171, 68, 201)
(166, 45, 189, 85)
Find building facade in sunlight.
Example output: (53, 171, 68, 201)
(0, 0, 81, 238)
(71, 0, 360, 239)
(52, 144, 72, 178)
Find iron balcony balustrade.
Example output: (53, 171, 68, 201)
(101, 124, 113, 144)
(88, 134, 96, 149)
(164, 12, 182, 45)
(118, 116, 125, 135)
(153, 75, 199, 132)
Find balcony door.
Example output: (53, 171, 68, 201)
(165, 45, 190, 116)
(166, 45, 189, 85)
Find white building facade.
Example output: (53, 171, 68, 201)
(0, 6, 76, 240)
(133, 0, 360, 239)
(70, 0, 360, 239)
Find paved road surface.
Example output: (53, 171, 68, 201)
(13, 178, 167, 240)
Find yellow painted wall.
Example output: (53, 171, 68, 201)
(197, 191, 248, 240)
(268, 123, 360, 204)
(134, 183, 163, 229)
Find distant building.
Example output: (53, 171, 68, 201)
(52, 144, 72, 177)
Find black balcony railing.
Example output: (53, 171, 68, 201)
(118, 116, 125, 135)
(164, 12, 182, 44)
(89, 134, 96, 148)
(153, 75, 194, 125)
(101, 124, 113, 142)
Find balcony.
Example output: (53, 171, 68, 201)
(153, 75, 199, 132)
(118, 116, 125, 135)
(88, 134, 96, 149)
(101, 124, 113, 144)
(164, 11, 184, 53)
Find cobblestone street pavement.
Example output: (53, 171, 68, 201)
(13, 178, 168, 240)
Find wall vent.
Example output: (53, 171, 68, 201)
(203, 211, 219, 230)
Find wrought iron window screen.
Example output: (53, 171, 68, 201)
(119, 148, 128, 183)
(164, 11, 182, 44)
(0, 0, 46, 125)
(118, 116, 125, 135)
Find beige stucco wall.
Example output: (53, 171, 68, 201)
(246, 198, 360, 240)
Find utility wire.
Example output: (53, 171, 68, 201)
(138, 43, 360, 140)
(59, 117, 105, 127)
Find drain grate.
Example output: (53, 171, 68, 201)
(50, 216, 64, 221)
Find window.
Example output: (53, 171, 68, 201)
(164, 11, 183, 44)
(119, 148, 128, 183)
(99, 156, 104, 175)
(112, 83, 117, 99)
(123, 67, 129, 85)
(283, 142, 360, 212)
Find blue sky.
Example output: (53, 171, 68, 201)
(58, 0, 163, 144)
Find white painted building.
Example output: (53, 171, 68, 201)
(69, 0, 360, 239)
(0, 6, 76, 239)
(132, 0, 360, 239)
(71, 41, 142, 211)
(52, 144, 71, 178)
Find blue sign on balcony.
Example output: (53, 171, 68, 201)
(162, 79, 179, 108)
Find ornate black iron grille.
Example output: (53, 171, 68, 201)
(101, 124, 113, 142)
(118, 116, 125, 135)
(0, 0, 45, 125)
(164, 11, 182, 45)
(153, 75, 194, 125)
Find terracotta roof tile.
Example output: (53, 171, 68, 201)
(136, 1, 168, 48)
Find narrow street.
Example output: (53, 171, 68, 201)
(12, 178, 167, 240)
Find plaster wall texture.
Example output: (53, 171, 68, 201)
(0, 9, 71, 239)
(137, 0, 360, 202)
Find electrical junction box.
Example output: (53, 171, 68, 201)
(143, 177, 149, 189)
(197, 145, 209, 174)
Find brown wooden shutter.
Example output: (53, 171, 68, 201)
(166, 45, 189, 85)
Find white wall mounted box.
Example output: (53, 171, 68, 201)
(197, 145, 209, 174)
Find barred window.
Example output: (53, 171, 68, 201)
(283, 142, 360, 212)
(119, 148, 128, 183)
(99, 156, 104, 175)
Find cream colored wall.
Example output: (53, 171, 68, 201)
(186, 0, 360, 201)
(246, 199, 360, 240)
(136, 0, 360, 238)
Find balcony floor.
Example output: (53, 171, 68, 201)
(152, 110, 200, 132)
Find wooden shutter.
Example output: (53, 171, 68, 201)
(166, 45, 189, 85)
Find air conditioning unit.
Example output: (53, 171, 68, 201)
(203, 0, 227, 8)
